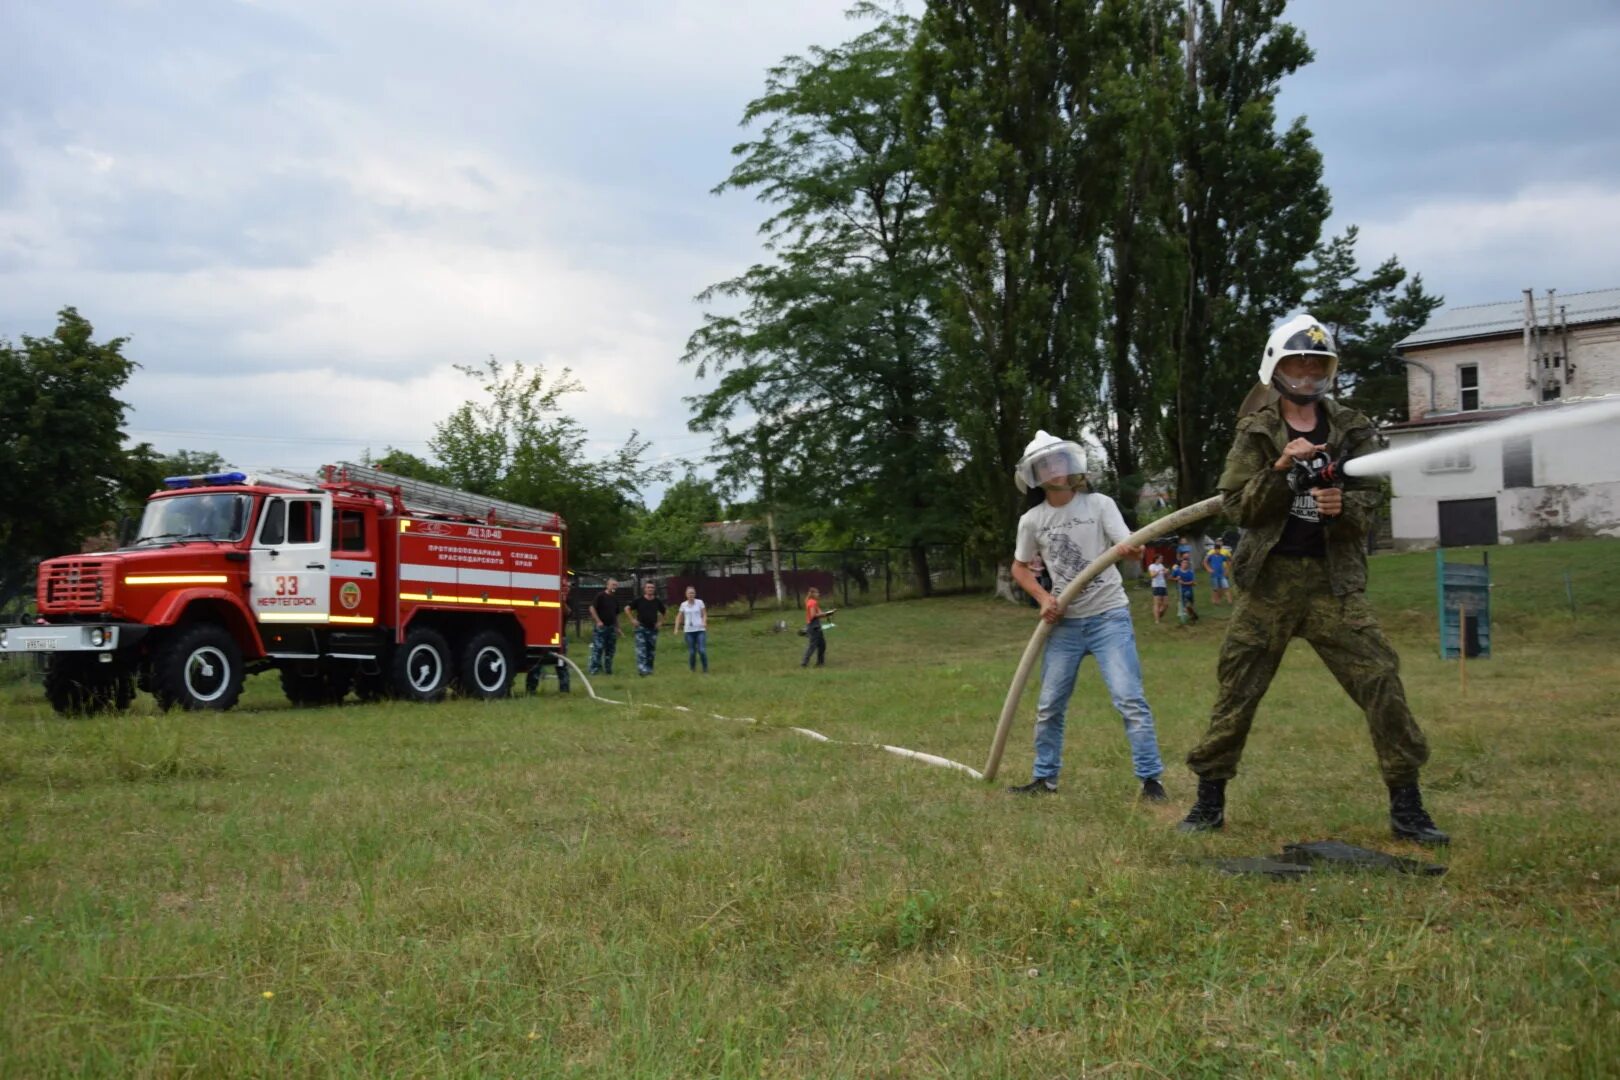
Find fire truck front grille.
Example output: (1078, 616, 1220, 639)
(40, 560, 114, 611)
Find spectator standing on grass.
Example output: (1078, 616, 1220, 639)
(1204, 542, 1233, 605)
(1171, 555, 1199, 625)
(1176, 314, 1447, 845)
(1007, 431, 1169, 803)
(674, 585, 709, 673)
(586, 579, 624, 676)
(631, 580, 667, 676)
(1147, 555, 1170, 624)
(528, 571, 574, 693)
(801, 587, 837, 668)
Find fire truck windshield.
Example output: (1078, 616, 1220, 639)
(129, 494, 254, 548)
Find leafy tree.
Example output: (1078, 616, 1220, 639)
(685, 3, 958, 595)
(119, 445, 226, 496)
(366, 447, 448, 484)
(1304, 226, 1443, 426)
(428, 358, 668, 564)
(0, 308, 137, 609)
(1166, 0, 1330, 504)
(914, 0, 1120, 588)
(625, 472, 726, 563)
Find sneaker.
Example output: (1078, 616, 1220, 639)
(1007, 778, 1058, 796)
(1140, 777, 1169, 803)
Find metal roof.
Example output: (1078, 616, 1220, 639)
(1397, 286, 1620, 349)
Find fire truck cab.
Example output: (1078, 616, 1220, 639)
(1, 464, 568, 715)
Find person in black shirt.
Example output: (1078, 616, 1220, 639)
(586, 578, 624, 676)
(1271, 408, 1331, 558)
(630, 580, 667, 676)
(1177, 314, 1447, 846)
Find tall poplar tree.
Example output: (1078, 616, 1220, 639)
(1167, 0, 1329, 505)
(914, 0, 1120, 588)
(1096, 0, 1186, 525)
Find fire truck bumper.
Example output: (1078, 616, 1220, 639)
(0, 623, 148, 656)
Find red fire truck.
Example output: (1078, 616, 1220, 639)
(0, 464, 567, 715)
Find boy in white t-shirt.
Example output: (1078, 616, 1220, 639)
(1008, 431, 1168, 802)
(673, 585, 709, 673)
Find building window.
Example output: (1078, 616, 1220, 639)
(1422, 449, 1474, 474)
(1502, 436, 1533, 488)
(1458, 365, 1479, 411)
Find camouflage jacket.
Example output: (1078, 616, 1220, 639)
(1219, 397, 1383, 596)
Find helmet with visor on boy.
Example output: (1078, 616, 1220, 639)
(1014, 431, 1091, 494)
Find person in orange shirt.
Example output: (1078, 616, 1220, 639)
(800, 587, 838, 668)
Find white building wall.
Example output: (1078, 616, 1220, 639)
(1385, 410, 1620, 549)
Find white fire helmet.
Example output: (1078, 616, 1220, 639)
(1014, 431, 1090, 493)
(1258, 314, 1339, 404)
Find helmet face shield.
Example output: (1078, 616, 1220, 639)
(1270, 353, 1337, 404)
(1015, 438, 1089, 493)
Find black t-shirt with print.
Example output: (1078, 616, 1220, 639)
(1273, 410, 1331, 558)
(630, 596, 667, 629)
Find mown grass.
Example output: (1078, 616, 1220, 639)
(1, 539, 1617, 1077)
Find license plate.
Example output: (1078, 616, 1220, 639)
(24, 638, 57, 651)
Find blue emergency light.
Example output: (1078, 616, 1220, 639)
(162, 471, 249, 489)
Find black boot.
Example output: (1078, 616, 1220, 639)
(1176, 778, 1226, 833)
(1389, 784, 1450, 846)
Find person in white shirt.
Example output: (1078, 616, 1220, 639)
(1008, 431, 1168, 802)
(1147, 555, 1170, 624)
(673, 585, 709, 673)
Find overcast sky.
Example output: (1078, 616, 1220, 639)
(3, 0, 1616, 499)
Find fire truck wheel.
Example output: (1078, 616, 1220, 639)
(391, 627, 452, 703)
(459, 630, 516, 699)
(152, 624, 244, 712)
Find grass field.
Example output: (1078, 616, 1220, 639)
(2, 539, 1617, 1077)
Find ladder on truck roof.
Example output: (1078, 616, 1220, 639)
(324, 462, 563, 530)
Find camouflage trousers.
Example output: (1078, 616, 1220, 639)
(634, 627, 659, 675)
(587, 625, 617, 675)
(1185, 555, 1430, 786)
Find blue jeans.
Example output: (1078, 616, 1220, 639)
(1033, 606, 1164, 782)
(686, 630, 708, 671)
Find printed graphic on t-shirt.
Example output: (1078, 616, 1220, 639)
(1014, 494, 1130, 619)
(1289, 491, 1320, 524)
(1042, 529, 1108, 605)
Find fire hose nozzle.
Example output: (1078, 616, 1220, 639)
(1288, 451, 1343, 495)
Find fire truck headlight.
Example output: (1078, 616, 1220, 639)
(89, 628, 106, 647)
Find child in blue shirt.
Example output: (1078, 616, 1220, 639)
(1171, 555, 1199, 625)
(1203, 543, 1232, 605)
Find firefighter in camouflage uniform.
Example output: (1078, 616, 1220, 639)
(1177, 314, 1449, 845)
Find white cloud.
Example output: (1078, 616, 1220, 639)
(1355, 183, 1620, 304)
